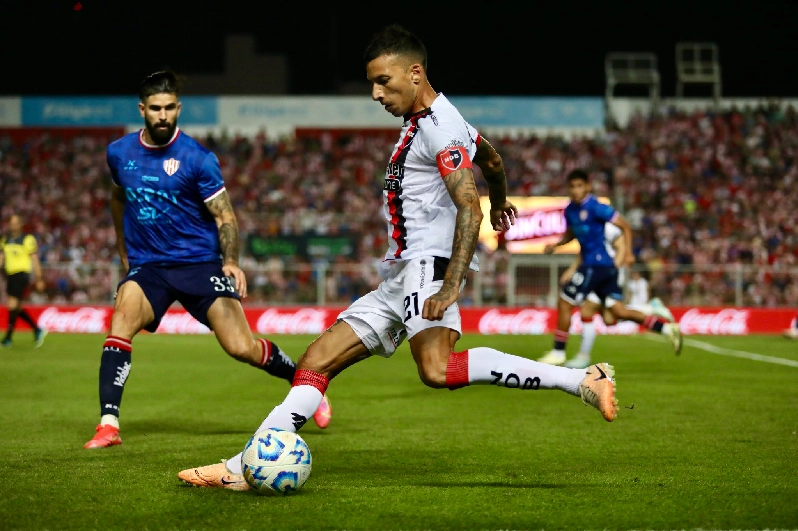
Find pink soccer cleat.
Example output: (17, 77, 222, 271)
(84, 424, 122, 449)
(313, 394, 332, 429)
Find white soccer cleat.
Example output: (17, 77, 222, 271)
(565, 352, 592, 369)
(783, 328, 798, 340)
(578, 363, 618, 422)
(537, 349, 566, 366)
(662, 322, 683, 355)
(177, 460, 250, 491)
(649, 298, 675, 323)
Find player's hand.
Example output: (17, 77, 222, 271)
(560, 269, 574, 286)
(422, 285, 458, 321)
(489, 201, 519, 232)
(543, 243, 556, 255)
(35, 279, 45, 292)
(223, 263, 248, 298)
(623, 253, 635, 267)
(120, 256, 130, 275)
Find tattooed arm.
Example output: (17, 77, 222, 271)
(473, 136, 518, 231)
(422, 167, 484, 321)
(205, 190, 247, 297)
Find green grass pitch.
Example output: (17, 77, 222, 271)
(1, 332, 796, 530)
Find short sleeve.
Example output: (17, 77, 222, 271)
(592, 201, 618, 223)
(107, 148, 121, 186)
(23, 235, 38, 255)
(198, 152, 226, 202)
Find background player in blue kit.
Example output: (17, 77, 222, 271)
(84, 71, 330, 449)
(542, 170, 682, 358)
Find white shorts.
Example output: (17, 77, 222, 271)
(338, 256, 463, 358)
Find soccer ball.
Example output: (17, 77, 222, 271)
(241, 428, 312, 495)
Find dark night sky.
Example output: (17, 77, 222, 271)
(3, 1, 797, 98)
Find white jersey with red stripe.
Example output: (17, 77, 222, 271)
(381, 94, 481, 274)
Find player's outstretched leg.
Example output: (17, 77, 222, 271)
(613, 304, 682, 355)
(441, 346, 618, 421)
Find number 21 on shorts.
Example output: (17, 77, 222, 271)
(404, 291, 419, 322)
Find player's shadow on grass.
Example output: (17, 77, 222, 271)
(123, 420, 333, 437)
(418, 481, 565, 489)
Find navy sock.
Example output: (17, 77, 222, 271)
(99, 336, 132, 418)
(553, 330, 569, 351)
(258, 338, 297, 383)
(643, 315, 665, 333)
(17, 309, 38, 332)
(5, 309, 20, 340)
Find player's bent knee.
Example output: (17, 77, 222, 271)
(225, 339, 258, 364)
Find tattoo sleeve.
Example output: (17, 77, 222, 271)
(472, 137, 508, 205)
(205, 190, 240, 266)
(441, 167, 484, 293)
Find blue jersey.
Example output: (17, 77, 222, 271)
(564, 194, 618, 266)
(107, 128, 225, 268)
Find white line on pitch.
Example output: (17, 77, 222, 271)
(644, 334, 798, 368)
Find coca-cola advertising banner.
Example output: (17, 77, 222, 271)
(478, 196, 611, 254)
(0, 306, 793, 336)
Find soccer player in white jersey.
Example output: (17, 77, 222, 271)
(177, 24, 619, 491)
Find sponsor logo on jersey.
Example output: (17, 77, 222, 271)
(383, 178, 402, 192)
(142, 175, 160, 182)
(163, 158, 180, 176)
(124, 160, 137, 170)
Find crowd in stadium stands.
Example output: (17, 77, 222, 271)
(0, 103, 796, 307)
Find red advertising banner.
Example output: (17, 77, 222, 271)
(0, 305, 794, 335)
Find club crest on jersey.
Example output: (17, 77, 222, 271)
(580, 210, 588, 221)
(436, 145, 470, 174)
(163, 158, 180, 176)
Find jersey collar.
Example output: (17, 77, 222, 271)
(138, 127, 181, 150)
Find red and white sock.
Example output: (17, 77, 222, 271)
(226, 369, 328, 475)
(446, 347, 585, 395)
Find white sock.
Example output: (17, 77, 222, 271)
(579, 320, 596, 356)
(100, 414, 119, 429)
(225, 385, 322, 475)
(451, 347, 585, 396)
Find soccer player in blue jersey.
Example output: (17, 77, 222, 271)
(541, 170, 682, 361)
(84, 71, 331, 449)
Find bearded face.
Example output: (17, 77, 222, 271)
(139, 93, 180, 145)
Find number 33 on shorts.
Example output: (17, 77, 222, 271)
(210, 276, 235, 293)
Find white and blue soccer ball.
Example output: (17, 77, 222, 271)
(241, 428, 312, 495)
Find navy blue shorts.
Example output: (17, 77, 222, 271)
(560, 264, 623, 306)
(118, 262, 240, 333)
